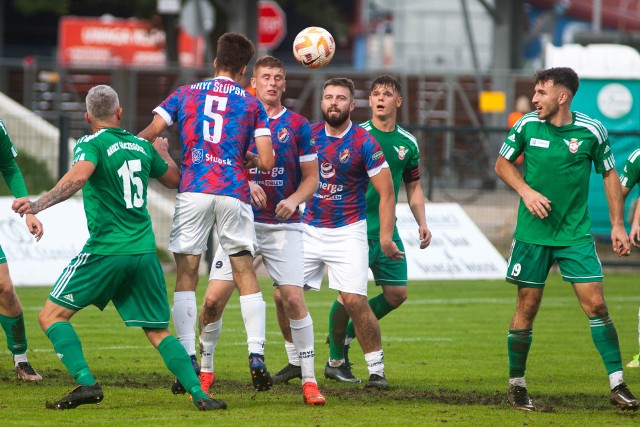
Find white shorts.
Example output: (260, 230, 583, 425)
(168, 192, 256, 256)
(303, 220, 369, 296)
(210, 222, 305, 286)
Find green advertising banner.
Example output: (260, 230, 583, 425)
(572, 79, 640, 236)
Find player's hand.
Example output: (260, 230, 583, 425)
(419, 225, 432, 249)
(25, 213, 43, 242)
(275, 198, 297, 221)
(249, 182, 267, 208)
(152, 137, 169, 153)
(244, 152, 259, 169)
(630, 223, 640, 248)
(611, 224, 631, 257)
(522, 188, 551, 219)
(12, 197, 35, 216)
(381, 239, 404, 261)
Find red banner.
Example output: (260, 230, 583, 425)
(58, 16, 205, 66)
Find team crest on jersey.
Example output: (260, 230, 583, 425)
(192, 148, 204, 164)
(563, 138, 583, 154)
(277, 127, 290, 143)
(339, 148, 350, 164)
(320, 162, 335, 179)
(394, 145, 407, 160)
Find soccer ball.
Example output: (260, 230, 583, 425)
(293, 27, 335, 69)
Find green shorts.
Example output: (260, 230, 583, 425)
(49, 252, 170, 328)
(505, 240, 603, 288)
(368, 237, 407, 286)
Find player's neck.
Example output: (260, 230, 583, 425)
(214, 70, 238, 82)
(263, 103, 284, 118)
(371, 115, 396, 132)
(547, 108, 573, 127)
(325, 120, 352, 137)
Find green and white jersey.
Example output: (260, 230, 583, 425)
(620, 149, 640, 191)
(499, 111, 614, 246)
(73, 127, 168, 255)
(360, 120, 420, 239)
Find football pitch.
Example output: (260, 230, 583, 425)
(1, 273, 639, 426)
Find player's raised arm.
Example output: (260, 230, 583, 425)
(138, 113, 168, 143)
(152, 137, 180, 189)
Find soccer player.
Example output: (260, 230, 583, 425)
(292, 77, 401, 389)
(197, 55, 324, 405)
(320, 74, 432, 377)
(0, 119, 43, 382)
(495, 67, 639, 411)
(137, 32, 275, 393)
(12, 85, 226, 410)
(618, 150, 640, 368)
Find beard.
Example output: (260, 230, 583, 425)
(537, 102, 559, 121)
(323, 108, 350, 128)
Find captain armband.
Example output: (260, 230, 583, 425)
(402, 166, 420, 183)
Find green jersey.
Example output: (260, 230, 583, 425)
(619, 149, 640, 191)
(500, 111, 614, 246)
(73, 127, 168, 255)
(0, 119, 28, 198)
(360, 120, 420, 239)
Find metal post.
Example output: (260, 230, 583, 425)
(58, 114, 70, 180)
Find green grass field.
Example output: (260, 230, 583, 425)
(1, 273, 640, 426)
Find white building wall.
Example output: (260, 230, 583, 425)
(367, 0, 493, 72)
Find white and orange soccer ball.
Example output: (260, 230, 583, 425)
(292, 27, 336, 69)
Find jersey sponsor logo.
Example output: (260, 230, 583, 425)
(277, 127, 290, 143)
(205, 154, 233, 165)
(529, 138, 550, 148)
(309, 137, 316, 146)
(372, 151, 383, 160)
(251, 166, 284, 178)
(256, 179, 284, 187)
(320, 162, 335, 179)
(339, 148, 351, 164)
(394, 145, 407, 160)
(192, 148, 204, 164)
(563, 138, 583, 154)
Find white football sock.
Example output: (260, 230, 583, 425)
(364, 350, 385, 377)
(609, 370, 624, 389)
(285, 341, 300, 366)
(199, 319, 222, 373)
(509, 377, 526, 388)
(290, 314, 315, 384)
(172, 291, 197, 356)
(240, 292, 266, 356)
(13, 353, 27, 366)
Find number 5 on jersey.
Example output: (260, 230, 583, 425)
(204, 95, 228, 144)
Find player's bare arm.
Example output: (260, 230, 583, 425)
(370, 167, 404, 260)
(13, 161, 96, 216)
(254, 135, 275, 171)
(603, 168, 630, 256)
(405, 179, 431, 249)
(495, 155, 551, 219)
(275, 159, 319, 221)
(630, 198, 640, 247)
(137, 114, 168, 143)
(152, 137, 180, 189)
(24, 211, 43, 241)
(249, 181, 267, 208)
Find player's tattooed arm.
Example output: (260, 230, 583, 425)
(12, 161, 95, 216)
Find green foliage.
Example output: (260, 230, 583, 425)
(0, 152, 56, 196)
(12, 0, 70, 16)
(1, 274, 639, 425)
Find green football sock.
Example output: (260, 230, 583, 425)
(46, 321, 95, 385)
(589, 313, 622, 375)
(508, 329, 532, 378)
(346, 293, 396, 339)
(157, 336, 207, 402)
(328, 300, 349, 361)
(0, 312, 27, 355)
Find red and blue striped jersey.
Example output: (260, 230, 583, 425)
(154, 76, 270, 203)
(248, 108, 317, 224)
(302, 121, 388, 228)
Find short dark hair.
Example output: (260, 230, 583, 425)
(370, 74, 402, 95)
(534, 67, 579, 96)
(323, 77, 355, 98)
(215, 32, 256, 74)
(254, 55, 285, 76)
